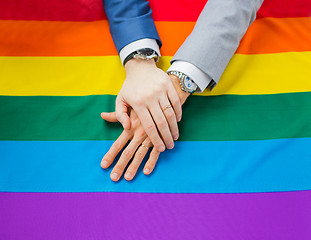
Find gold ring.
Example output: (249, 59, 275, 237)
(161, 104, 172, 112)
(140, 144, 149, 150)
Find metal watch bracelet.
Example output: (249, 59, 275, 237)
(168, 71, 197, 94)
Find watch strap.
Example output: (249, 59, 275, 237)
(123, 51, 136, 66)
(123, 48, 158, 66)
(168, 71, 198, 94)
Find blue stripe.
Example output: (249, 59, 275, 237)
(0, 139, 310, 193)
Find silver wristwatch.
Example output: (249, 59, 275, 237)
(168, 71, 198, 94)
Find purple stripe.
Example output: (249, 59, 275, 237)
(1, 191, 311, 239)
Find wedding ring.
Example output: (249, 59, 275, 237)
(140, 144, 149, 150)
(161, 104, 172, 112)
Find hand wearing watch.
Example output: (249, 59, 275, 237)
(167, 71, 198, 94)
(123, 48, 159, 66)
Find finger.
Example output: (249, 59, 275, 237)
(134, 107, 165, 152)
(167, 85, 182, 122)
(101, 130, 132, 169)
(148, 101, 174, 149)
(101, 112, 117, 122)
(110, 136, 143, 182)
(143, 147, 160, 175)
(115, 96, 131, 130)
(160, 99, 179, 141)
(124, 138, 151, 181)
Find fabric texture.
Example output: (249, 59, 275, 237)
(0, 0, 311, 239)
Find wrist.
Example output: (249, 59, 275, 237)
(125, 58, 156, 72)
(169, 75, 190, 105)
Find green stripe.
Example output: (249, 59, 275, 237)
(1, 93, 311, 141)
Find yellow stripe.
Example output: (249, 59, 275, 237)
(0, 52, 311, 96)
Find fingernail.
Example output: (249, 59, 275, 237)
(173, 135, 179, 141)
(144, 168, 150, 174)
(125, 172, 132, 180)
(101, 160, 108, 168)
(111, 172, 119, 180)
(159, 146, 165, 152)
(168, 143, 174, 149)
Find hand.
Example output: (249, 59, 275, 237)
(101, 110, 160, 182)
(115, 58, 182, 152)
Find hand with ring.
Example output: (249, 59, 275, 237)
(101, 74, 191, 182)
(100, 109, 160, 181)
(115, 59, 182, 152)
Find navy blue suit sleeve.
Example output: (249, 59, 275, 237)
(103, 0, 162, 53)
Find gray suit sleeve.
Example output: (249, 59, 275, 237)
(171, 0, 264, 85)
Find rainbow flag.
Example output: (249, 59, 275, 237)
(1, 0, 311, 239)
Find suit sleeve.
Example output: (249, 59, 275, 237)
(103, 0, 161, 53)
(171, 0, 264, 85)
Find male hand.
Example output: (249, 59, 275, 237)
(101, 74, 190, 182)
(101, 110, 160, 181)
(115, 58, 182, 152)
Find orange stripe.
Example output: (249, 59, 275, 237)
(237, 17, 311, 54)
(0, 18, 310, 56)
(0, 20, 117, 56)
(159, 18, 311, 55)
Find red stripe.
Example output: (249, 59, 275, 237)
(150, 0, 311, 21)
(0, 0, 106, 21)
(257, 0, 311, 19)
(0, 0, 310, 21)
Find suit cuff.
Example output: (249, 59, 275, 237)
(119, 39, 161, 65)
(168, 61, 212, 93)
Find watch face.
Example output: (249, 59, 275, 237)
(184, 76, 197, 91)
(137, 48, 155, 56)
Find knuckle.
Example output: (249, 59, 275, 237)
(136, 150, 145, 159)
(115, 112, 123, 122)
(103, 152, 115, 163)
(172, 98, 180, 108)
(158, 120, 167, 128)
(122, 149, 132, 158)
(135, 129, 146, 139)
(131, 119, 140, 129)
(154, 139, 163, 148)
(134, 98, 144, 107)
(165, 110, 175, 119)
(154, 87, 163, 95)
(112, 142, 121, 151)
(145, 124, 154, 132)
(113, 165, 124, 173)
(115, 112, 121, 119)
(159, 80, 167, 88)
(146, 162, 155, 170)
(143, 93, 153, 103)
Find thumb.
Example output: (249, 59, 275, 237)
(101, 112, 118, 122)
(116, 97, 131, 130)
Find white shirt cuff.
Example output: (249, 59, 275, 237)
(168, 61, 212, 93)
(119, 39, 161, 65)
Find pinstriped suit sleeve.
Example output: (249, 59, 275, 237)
(171, 0, 264, 87)
(103, 0, 161, 53)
